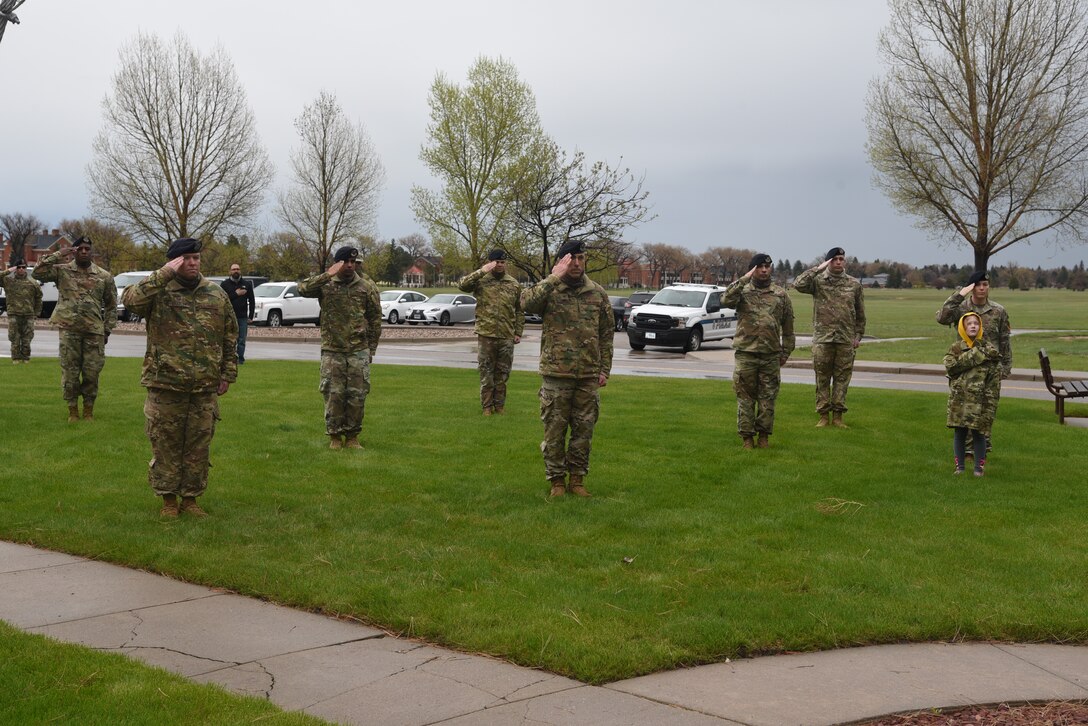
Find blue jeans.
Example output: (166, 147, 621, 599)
(237, 316, 249, 363)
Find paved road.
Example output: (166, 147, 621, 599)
(3, 327, 1061, 401)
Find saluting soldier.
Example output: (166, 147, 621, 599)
(523, 240, 614, 498)
(122, 238, 238, 518)
(33, 236, 117, 421)
(722, 253, 795, 449)
(298, 247, 383, 450)
(1, 259, 43, 363)
(792, 247, 866, 428)
(936, 270, 1012, 453)
(458, 249, 524, 415)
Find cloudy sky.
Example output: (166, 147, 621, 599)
(1, 0, 1083, 267)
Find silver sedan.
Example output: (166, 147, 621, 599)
(405, 294, 477, 326)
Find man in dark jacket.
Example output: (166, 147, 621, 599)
(220, 263, 255, 363)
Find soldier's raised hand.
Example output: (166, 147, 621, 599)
(482, 261, 497, 273)
(163, 256, 185, 274)
(959, 282, 975, 296)
(327, 261, 344, 277)
(552, 254, 572, 278)
(818, 259, 831, 271)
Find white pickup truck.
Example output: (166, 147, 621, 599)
(253, 281, 321, 327)
(625, 283, 736, 352)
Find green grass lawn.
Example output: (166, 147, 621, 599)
(1, 359, 1086, 684)
(0, 621, 326, 724)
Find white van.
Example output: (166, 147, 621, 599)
(625, 284, 736, 352)
(115, 271, 155, 322)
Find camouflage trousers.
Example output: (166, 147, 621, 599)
(477, 335, 515, 411)
(812, 342, 856, 414)
(539, 376, 600, 481)
(320, 349, 371, 437)
(58, 330, 105, 404)
(144, 388, 220, 498)
(733, 351, 781, 437)
(7, 315, 35, 361)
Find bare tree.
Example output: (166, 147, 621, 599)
(0, 211, 43, 262)
(501, 136, 652, 281)
(867, 0, 1088, 270)
(277, 91, 386, 271)
(411, 56, 542, 269)
(702, 246, 758, 284)
(0, 0, 27, 47)
(639, 243, 691, 287)
(88, 31, 274, 248)
(396, 232, 433, 261)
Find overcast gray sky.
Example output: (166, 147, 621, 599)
(2, 0, 1084, 268)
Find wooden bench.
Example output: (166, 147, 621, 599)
(1038, 349, 1088, 424)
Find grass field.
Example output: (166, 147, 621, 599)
(1, 359, 1087, 684)
(0, 621, 325, 724)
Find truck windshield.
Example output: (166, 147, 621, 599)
(650, 290, 705, 308)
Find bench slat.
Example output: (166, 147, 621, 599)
(1063, 380, 1088, 396)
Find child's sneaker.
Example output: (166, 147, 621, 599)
(953, 457, 965, 475)
(973, 459, 986, 477)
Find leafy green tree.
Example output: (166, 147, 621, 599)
(411, 56, 542, 269)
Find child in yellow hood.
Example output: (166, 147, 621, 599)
(943, 312, 1001, 476)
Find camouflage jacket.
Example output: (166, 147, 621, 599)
(298, 271, 382, 355)
(792, 268, 865, 344)
(0, 271, 43, 317)
(122, 269, 238, 393)
(936, 293, 1012, 377)
(458, 268, 524, 339)
(944, 339, 1000, 433)
(32, 252, 117, 335)
(523, 274, 613, 379)
(722, 278, 796, 356)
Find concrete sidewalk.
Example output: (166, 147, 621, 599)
(3, 541, 1086, 725)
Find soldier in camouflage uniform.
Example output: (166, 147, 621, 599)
(936, 270, 1011, 453)
(944, 312, 1000, 477)
(722, 253, 795, 449)
(458, 249, 524, 415)
(33, 237, 117, 421)
(792, 247, 866, 428)
(523, 240, 613, 497)
(298, 247, 382, 450)
(1, 260, 43, 363)
(122, 238, 238, 517)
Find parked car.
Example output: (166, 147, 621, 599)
(0, 266, 59, 318)
(380, 290, 428, 324)
(626, 284, 736, 352)
(524, 311, 543, 324)
(622, 291, 656, 328)
(114, 271, 155, 322)
(406, 294, 476, 326)
(252, 281, 321, 327)
(608, 296, 628, 331)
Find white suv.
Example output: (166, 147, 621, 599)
(625, 284, 736, 352)
(253, 281, 321, 327)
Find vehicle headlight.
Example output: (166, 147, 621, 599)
(672, 317, 687, 328)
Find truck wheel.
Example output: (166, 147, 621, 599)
(268, 310, 282, 328)
(684, 328, 703, 352)
(630, 342, 645, 351)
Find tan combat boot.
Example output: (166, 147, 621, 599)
(180, 497, 207, 517)
(67, 403, 80, 423)
(569, 475, 591, 498)
(832, 412, 848, 429)
(482, 408, 493, 416)
(816, 413, 829, 428)
(742, 436, 755, 450)
(329, 435, 343, 450)
(549, 477, 566, 497)
(160, 494, 179, 518)
(82, 402, 94, 421)
(493, 406, 504, 415)
(344, 435, 362, 449)
(757, 433, 770, 448)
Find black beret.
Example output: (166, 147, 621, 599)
(166, 238, 202, 260)
(556, 240, 586, 258)
(487, 249, 506, 261)
(73, 236, 93, 248)
(13, 259, 27, 267)
(826, 247, 845, 261)
(333, 247, 359, 263)
(749, 253, 772, 269)
(967, 270, 988, 285)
